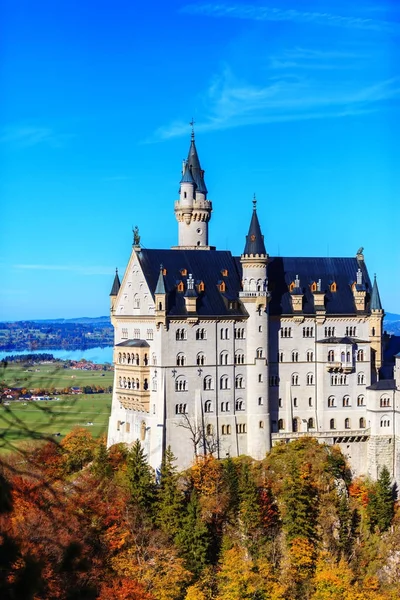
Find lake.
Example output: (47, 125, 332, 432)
(0, 346, 114, 364)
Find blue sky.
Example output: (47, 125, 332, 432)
(1, 0, 399, 320)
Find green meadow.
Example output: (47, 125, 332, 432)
(1, 362, 114, 390)
(0, 361, 114, 451)
(0, 394, 111, 452)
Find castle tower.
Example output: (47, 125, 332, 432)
(369, 274, 384, 376)
(239, 198, 271, 458)
(173, 130, 213, 249)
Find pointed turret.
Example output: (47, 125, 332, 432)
(110, 268, 121, 296)
(155, 265, 167, 327)
(243, 197, 267, 257)
(186, 133, 208, 195)
(155, 265, 166, 295)
(370, 275, 383, 310)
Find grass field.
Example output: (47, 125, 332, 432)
(0, 394, 111, 452)
(1, 362, 114, 390)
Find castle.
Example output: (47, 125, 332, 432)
(107, 132, 400, 481)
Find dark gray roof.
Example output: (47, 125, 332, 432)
(370, 275, 383, 310)
(186, 136, 208, 195)
(138, 249, 245, 317)
(243, 208, 267, 256)
(110, 269, 121, 296)
(136, 250, 375, 319)
(317, 336, 370, 344)
(265, 256, 373, 316)
(116, 340, 150, 348)
(367, 379, 396, 391)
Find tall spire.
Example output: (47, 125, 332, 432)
(370, 274, 383, 310)
(110, 268, 121, 296)
(243, 196, 267, 256)
(186, 128, 208, 195)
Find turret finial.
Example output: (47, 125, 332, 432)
(253, 193, 257, 210)
(189, 117, 195, 140)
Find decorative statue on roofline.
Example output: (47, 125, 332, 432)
(133, 225, 140, 246)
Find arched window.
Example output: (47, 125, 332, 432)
(341, 351, 345, 362)
(222, 425, 226, 435)
(220, 328, 229, 340)
(380, 416, 390, 428)
(135, 378, 140, 389)
(127, 378, 131, 389)
(196, 352, 205, 366)
(357, 349, 364, 361)
(204, 400, 212, 413)
(236, 423, 247, 434)
(175, 377, 187, 392)
(307, 351, 314, 362)
(175, 403, 187, 414)
(343, 395, 350, 407)
(359, 417, 366, 428)
(358, 372, 365, 385)
(203, 376, 213, 391)
(380, 396, 391, 407)
(346, 351, 351, 362)
(152, 377, 157, 392)
(278, 419, 284, 431)
(176, 352, 186, 366)
(278, 352, 284, 362)
(152, 353, 157, 365)
(357, 395, 365, 406)
(196, 328, 207, 340)
(176, 328, 187, 341)
(293, 417, 300, 432)
(345, 418, 351, 429)
(235, 351, 245, 365)
(127, 354, 131, 364)
(235, 399, 244, 411)
(256, 347, 263, 359)
(330, 418, 336, 430)
(206, 424, 213, 436)
(292, 351, 299, 362)
(328, 396, 336, 407)
(308, 418, 315, 429)
(291, 373, 299, 386)
(307, 373, 314, 385)
(328, 350, 335, 362)
(220, 375, 229, 390)
(135, 354, 140, 365)
(220, 351, 229, 365)
(134, 294, 140, 309)
(235, 375, 244, 389)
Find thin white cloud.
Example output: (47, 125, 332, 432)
(0, 125, 73, 148)
(181, 3, 399, 33)
(13, 264, 113, 276)
(149, 68, 400, 141)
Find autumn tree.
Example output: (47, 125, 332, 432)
(60, 427, 97, 473)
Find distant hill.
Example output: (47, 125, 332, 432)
(384, 313, 400, 336)
(30, 316, 111, 325)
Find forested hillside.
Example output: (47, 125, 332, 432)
(1, 435, 399, 599)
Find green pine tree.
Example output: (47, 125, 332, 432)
(155, 446, 183, 538)
(126, 440, 155, 514)
(91, 439, 112, 479)
(337, 494, 352, 558)
(375, 465, 394, 532)
(222, 456, 240, 517)
(282, 461, 317, 545)
(175, 490, 211, 577)
(238, 463, 262, 544)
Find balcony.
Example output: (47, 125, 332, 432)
(326, 361, 353, 374)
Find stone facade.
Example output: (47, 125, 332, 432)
(107, 135, 400, 481)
